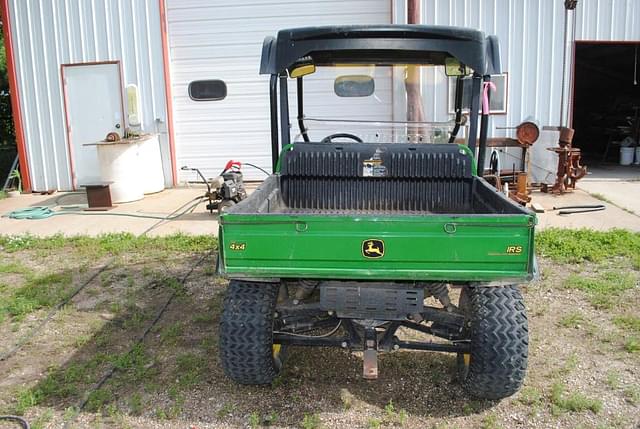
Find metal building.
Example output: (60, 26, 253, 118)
(3, 0, 639, 191)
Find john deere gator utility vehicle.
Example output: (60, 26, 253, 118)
(210, 25, 535, 400)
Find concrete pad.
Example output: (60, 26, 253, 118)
(532, 189, 640, 232)
(0, 187, 219, 237)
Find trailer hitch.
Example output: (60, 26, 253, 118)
(362, 326, 378, 380)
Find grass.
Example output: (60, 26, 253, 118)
(0, 262, 29, 274)
(559, 312, 585, 329)
(623, 338, 639, 353)
(1, 271, 73, 320)
(551, 382, 603, 415)
(536, 228, 640, 263)
(564, 271, 637, 309)
(0, 233, 217, 254)
(612, 315, 640, 333)
(518, 386, 543, 406)
(175, 353, 207, 387)
(301, 413, 321, 429)
(160, 322, 183, 345)
(480, 414, 502, 429)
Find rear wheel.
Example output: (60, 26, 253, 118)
(457, 285, 528, 400)
(219, 280, 283, 384)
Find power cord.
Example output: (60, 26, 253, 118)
(0, 415, 30, 428)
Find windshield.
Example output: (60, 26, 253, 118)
(292, 64, 467, 144)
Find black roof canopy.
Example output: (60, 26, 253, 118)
(259, 25, 501, 76)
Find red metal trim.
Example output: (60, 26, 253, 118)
(60, 61, 126, 190)
(1, 0, 31, 192)
(159, 0, 177, 186)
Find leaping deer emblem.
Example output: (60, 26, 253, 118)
(363, 240, 384, 258)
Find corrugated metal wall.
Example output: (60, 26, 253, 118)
(165, 0, 391, 182)
(8, 0, 169, 191)
(417, 0, 640, 134)
(413, 0, 640, 175)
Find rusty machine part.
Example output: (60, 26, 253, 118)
(515, 121, 540, 145)
(546, 127, 587, 194)
(104, 132, 120, 142)
(509, 172, 531, 205)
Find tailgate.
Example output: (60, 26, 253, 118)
(219, 213, 536, 282)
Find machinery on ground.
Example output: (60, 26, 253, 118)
(181, 161, 247, 215)
(192, 25, 536, 400)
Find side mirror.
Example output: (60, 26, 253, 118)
(188, 79, 227, 101)
(444, 57, 471, 77)
(334, 75, 375, 97)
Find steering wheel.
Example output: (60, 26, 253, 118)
(320, 133, 363, 143)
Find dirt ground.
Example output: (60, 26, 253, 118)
(0, 235, 638, 429)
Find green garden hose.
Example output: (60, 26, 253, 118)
(3, 197, 205, 221)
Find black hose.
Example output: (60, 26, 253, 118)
(242, 163, 271, 176)
(62, 251, 211, 429)
(553, 204, 606, 215)
(0, 415, 30, 429)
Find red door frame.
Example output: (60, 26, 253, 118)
(570, 40, 640, 128)
(1, 0, 31, 192)
(159, 0, 177, 186)
(60, 61, 126, 190)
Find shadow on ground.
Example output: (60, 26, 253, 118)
(12, 252, 493, 427)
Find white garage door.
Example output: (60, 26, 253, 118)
(166, 0, 391, 181)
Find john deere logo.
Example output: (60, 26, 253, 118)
(362, 239, 385, 258)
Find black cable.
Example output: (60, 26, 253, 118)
(242, 163, 271, 176)
(553, 204, 606, 215)
(0, 257, 115, 362)
(0, 415, 30, 429)
(62, 250, 211, 429)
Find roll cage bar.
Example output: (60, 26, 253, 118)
(260, 25, 502, 174)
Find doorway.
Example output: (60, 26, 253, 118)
(62, 62, 125, 189)
(571, 42, 640, 164)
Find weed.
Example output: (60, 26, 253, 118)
(339, 388, 354, 410)
(129, 392, 143, 415)
(605, 371, 621, 389)
(302, 413, 321, 429)
(367, 417, 381, 429)
(623, 386, 639, 405)
(398, 409, 408, 426)
(217, 402, 233, 418)
(248, 411, 260, 428)
(14, 389, 39, 415)
(63, 407, 79, 422)
(175, 353, 206, 387)
(623, 337, 639, 353)
(481, 414, 502, 429)
(551, 382, 602, 414)
(564, 271, 636, 309)
(85, 388, 114, 412)
(161, 322, 183, 345)
(192, 313, 214, 324)
(559, 312, 585, 329)
(155, 408, 168, 420)
(30, 408, 54, 429)
(384, 400, 395, 417)
(518, 386, 543, 406)
(613, 315, 640, 333)
(0, 262, 29, 274)
(264, 411, 278, 426)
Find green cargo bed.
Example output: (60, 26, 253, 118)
(218, 143, 536, 282)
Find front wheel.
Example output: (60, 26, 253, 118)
(219, 280, 283, 384)
(457, 285, 528, 400)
